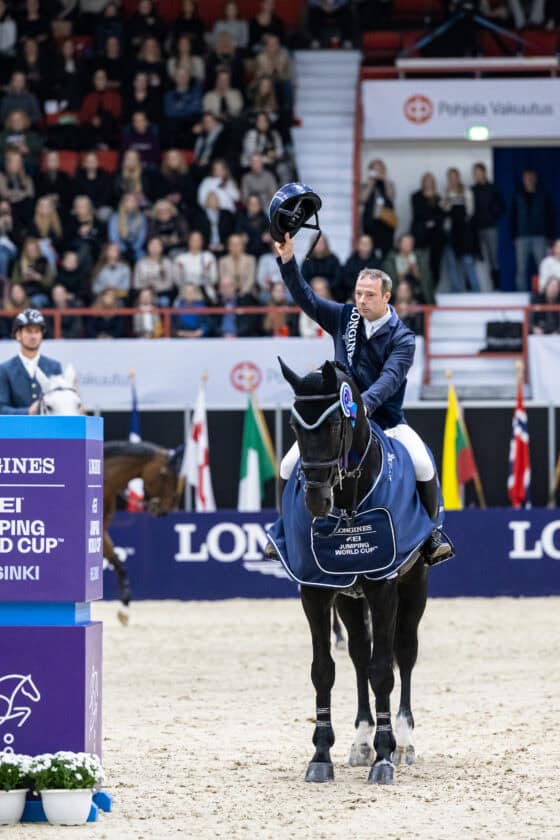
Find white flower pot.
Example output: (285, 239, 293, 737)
(41, 789, 93, 825)
(0, 789, 27, 824)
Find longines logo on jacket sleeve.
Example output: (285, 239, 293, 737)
(509, 520, 560, 560)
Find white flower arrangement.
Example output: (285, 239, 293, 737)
(0, 751, 33, 791)
(28, 752, 103, 791)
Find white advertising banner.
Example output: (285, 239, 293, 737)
(0, 337, 425, 410)
(362, 78, 560, 140)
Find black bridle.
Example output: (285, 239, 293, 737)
(290, 389, 373, 511)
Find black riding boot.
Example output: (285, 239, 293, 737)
(265, 478, 287, 559)
(417, 476, 453, 566)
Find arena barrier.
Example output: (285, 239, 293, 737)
(104, 508, 560, 600)
(0, 417, 109, 822)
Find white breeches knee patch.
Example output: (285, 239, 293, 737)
(280, 441, 300, 480)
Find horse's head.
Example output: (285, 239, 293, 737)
(142, 445, 184, 516)
(37, 364, 85, 416)
(280, 358, 366, 518)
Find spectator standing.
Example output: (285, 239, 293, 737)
(172, 230, 218, 302)
(147, 199, 189, 257)
(411, 172, 445, 288)
(471, 162, 505, 290)
(0, 71, 41, 125)
(197, 158, 240, 213)
(511, 169, 555, 292)
(108, 193, 148, 262)
(121, 111, 161, 167)
(538, 239, 560, 292)
(11, 237, 54, 307)
(133, 236, 175, 305)
(383, 234, 434, 304)
(74, 153, 114, 222)
(0, 149, 34, 226)
(301, 234, 341, 296)
(235, 194, 270, 258)
(92, 242, 131, 298)
(441, 167, 480, 292)
(218, 233, 257, 295)
(211, 1, 249, 51)
(361, 158, 397, 258)
(132, 287, 163, 338)
(531, 276, 560, 335)
(79, 68, 122, 149)
(173, 281, 210, 337)
(339, 234, 383, 303)
(241, 152, 277, 209)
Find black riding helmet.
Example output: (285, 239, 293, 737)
(268, 182, 322, 258)
(12, 308, 46, 339)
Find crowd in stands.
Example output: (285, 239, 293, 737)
(0, 0, 305, 339)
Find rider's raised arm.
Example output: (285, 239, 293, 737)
(361, 329, 415, 417)
(277, 255, 343, 336)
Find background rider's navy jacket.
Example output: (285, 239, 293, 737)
(0, 355, 62, 414)
(279, 256, 415, 428)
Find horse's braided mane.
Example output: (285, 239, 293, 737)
(104, 441, 165, 460)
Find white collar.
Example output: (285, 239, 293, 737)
(18, 351, 41, 378)
(363, 308, 391, 339)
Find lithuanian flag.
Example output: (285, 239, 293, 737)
(442, 382, 479, 510)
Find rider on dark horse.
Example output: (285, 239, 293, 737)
(273, 232, 452, 565)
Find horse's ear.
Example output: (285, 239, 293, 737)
(278, 357, 302, 392)
(64, 363, 78, 386)
(168, 444, 185, 475)
(322, 361, 338, 393)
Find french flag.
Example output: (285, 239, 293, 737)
(508, 379, 531, 508)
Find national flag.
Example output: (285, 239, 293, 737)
(442, 382, 479, 510)
(184, 379, 215, 512)
(508, 379, 531, 508)
(238, 392, 277, 511)
(127, 376, 144, 512)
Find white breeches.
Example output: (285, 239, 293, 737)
(279, 423, 434, 483)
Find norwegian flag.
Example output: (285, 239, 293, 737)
(183, 379, 215, 511)
(508, 379, 531, 508)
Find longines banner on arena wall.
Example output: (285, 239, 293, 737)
(104, 509, 560, 601)
(362, 78, 560, 140)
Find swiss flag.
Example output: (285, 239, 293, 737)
(183, 380, 215, 512)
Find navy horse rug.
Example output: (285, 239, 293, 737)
(268, 422, 442, 589)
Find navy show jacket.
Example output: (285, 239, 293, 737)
(0, 355, 63, 415)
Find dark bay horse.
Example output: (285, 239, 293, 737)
(268, 359, 440, 785)
(104, 441, 184, 615)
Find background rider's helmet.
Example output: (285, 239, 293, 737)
(268, 182, 322, 243)
(12, 308, 47, 339)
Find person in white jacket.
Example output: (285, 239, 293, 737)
(538, 239, 560, 292)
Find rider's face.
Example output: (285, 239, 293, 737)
(354, 277, 390, 322)
(17, 324, 43, 354)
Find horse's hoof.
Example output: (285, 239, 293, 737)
(404, 745, 415, 765)
(117, 608, 130, 626)
(348, 744, 374, 767)
(368, 759, 394, 785)
(305, 762, 334, 783)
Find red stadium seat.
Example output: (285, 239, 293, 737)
(393, 0, 440, 18)
(479, 30, 512, 57)
(158, 0, 181, 23)
(96, 150, 119, 172)
(362, 31, 402, 61)
(41, 150, 79, 175)
(400, 30, 428, 57)
(523, 30, 557, 56)
(180, 149, 194, 166)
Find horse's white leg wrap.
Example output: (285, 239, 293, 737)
(348, 720, 374, 767)
(394, 712, 416, 766)
(280, 441, 300, 480)
(385, 423, 435, 482)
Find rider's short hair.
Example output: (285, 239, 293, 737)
(355, 268, 392, 296)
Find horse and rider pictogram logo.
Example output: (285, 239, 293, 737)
(403, 95, 434, 124)
(0, 674, 41, 750)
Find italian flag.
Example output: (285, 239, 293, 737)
(442, 382, 478, 510)
(238, 393, 277, 511)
